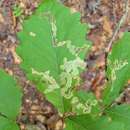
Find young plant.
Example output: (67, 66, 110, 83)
(16, 0, 130, 130)
(13, 4, 23, 17)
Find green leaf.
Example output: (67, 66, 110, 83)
(17, 0, 90, 81)
(13, 5, 23, 17)
(16, 0, 90, 113)
(103, 32, 130, 105)
(35, 80, 66, 113)
(44, 89, 65, 112)
(0, 116, 19, 130)
(106, 104, 130, 130)
(0, 69, 22, 120)
(65, 114, 124, 130)
(73, 91, 100, 115)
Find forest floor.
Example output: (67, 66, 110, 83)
(0, 0, 130, 130)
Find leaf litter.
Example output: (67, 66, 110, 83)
(0, 0, 130, 130)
